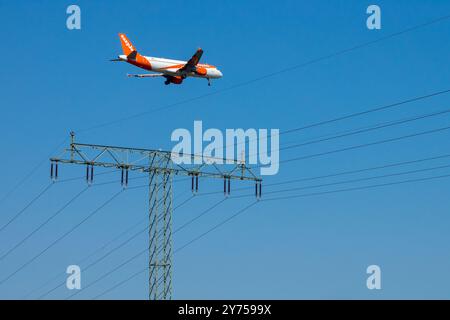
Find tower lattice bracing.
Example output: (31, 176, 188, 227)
(50, 132, 261, 299)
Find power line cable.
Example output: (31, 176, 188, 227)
(198, 153, 450, 196)
(231, 106, 450, 164)
(35, 191, 194, 299)
(0, 187, 89, 262)
(93, 200, 259, 299)
(64, 197, 226, 299)
(263, 173, 450, 202)
(0, 137, 68, 207)
(0, 173, 181, 263)
(173, 201, 259, 254)
(260, 124, 450, 167)
(0, 188, 127, 286)
(225, 88, 450, 156)
(174, 198, 227, 234)
(279, 90, 450, 137)
(92, 165, 450, 299)
(24, 207, 148, 299)
(234, 163, 450, 199)
(93, 267, 147, 299)
(178, 89, 450, 164)
(263, 154, 450, 188)
(277, 107, 450, 152)
(94, 170, 450, 298)
(0, 183, 54, 233)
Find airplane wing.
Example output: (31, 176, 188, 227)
(127, 73, 165, 78)
(179, 48, 203, 74)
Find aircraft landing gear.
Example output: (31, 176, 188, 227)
(207, 78, 211, 86)
(164, 79, 170, 85)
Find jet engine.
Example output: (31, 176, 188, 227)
(194, 66, 208, 76)
(164, 75, 184, 85)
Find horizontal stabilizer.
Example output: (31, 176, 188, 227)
(127, 50, 138, 61)
(127, 73, 165, 78)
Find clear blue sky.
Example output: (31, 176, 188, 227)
(1, 0, 450, 299)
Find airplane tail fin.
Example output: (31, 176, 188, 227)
(118, 33, 137, 56)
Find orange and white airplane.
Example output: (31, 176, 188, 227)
(112, 33, 223, 86)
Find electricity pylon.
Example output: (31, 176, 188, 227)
(50, 132, 262, 300)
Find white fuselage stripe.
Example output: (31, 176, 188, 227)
(144, 56, 222, 79)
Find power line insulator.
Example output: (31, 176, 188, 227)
(125, 168, 129, 186)
(90, 165, 94, 184)
(195, 174, 199, 193)
(86, 164, 94, 184)
(121, 167, 124, 186)
(224, 177, 227, 195)
(258, 182, 262, 199)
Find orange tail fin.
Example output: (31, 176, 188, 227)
(118, 33, 137, 56)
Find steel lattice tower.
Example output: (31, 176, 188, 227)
(50, 132, 262, 299)
(148, 166, 173, 300)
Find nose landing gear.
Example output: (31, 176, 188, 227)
(207, 78, 211, 86)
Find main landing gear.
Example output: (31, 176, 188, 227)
(207, 78, 211, 86)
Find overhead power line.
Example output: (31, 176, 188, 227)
(93, 200, 259, 299)
(0, 137, 68, 208)
(174, 198, 227, 234)
(0, 175, 187, 264)
(234, 163, 450, 199)
(0, 183, 54, 233)
(0, 187, 89, 262)
(93, 169, 450, 299)
(263, 153, 450, 188)
(279, 90, 450, 137)
(263, 173, 450, 202)
(173, 201, 259, 254)
(93, 267, 147, 300)
(199, 153, 450, 196)
(278, 107, 450, 152)
(230, 88, 450, 154)
(238, 106, 450, 162)
(24, 204, 150, 299)
(64, 197, 226, 300)
(36, 191, 194, 300)
(262, 124, 450, 167)
(0, 188, 127, 286)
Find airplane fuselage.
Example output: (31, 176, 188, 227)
(118, 54, 223, 79)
